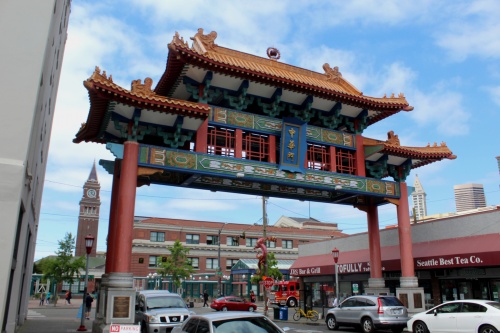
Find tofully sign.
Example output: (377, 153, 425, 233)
(290, 262, 376, 276)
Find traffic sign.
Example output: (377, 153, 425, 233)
(264, 277, 274, 289)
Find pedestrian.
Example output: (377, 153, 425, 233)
(65, 290, 72, 305)
(250, 290, 256, 303)
(46, 291, 51, 305)
(39, 292, 45, 306)
(203, 290, 209, 307)
(332, 295, 338, 308)
(85, 293, 94, 319)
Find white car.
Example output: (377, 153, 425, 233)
(407, 299, 500, 333)
(172, 312, 289, 333)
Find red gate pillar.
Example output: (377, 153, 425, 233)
(396, 182, 417, 285)
(110, 141, 139, 274)
(105, 159, 121, 274)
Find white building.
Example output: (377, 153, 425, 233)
(454, 183, 487, 212)
(411, 174, 427, 221)
(0, 1, 71, 332)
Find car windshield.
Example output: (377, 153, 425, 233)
(379, 297, 404, 306)
(147, 296, 186, 309)
(486, 302, 500, 310)
(213, 317, 281, 333)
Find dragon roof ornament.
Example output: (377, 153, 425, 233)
(131, 78, 154, 98)
(190, 28, 218, 54)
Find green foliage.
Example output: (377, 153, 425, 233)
(157, 240, 194, 289)
(41, 233, 85, 286)
(251, 252, 283, 285)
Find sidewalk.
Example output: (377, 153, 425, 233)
(19, 299, 94, 333)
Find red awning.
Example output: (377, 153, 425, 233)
(290, 234, 500, 276)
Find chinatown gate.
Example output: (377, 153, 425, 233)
(74, 29, 455, 332)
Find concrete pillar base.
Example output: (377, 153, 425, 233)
(93, 273, 137, 333)
(365, 278, 390, 296)
(396, 286, 425, 314)
(400, 276, 419, 288)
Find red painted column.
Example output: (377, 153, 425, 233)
(235, 129, 243, 158)
(329, 146, 337, 172)
(109, 141, 139, 273)
(367, 204, 383, 279)
(268, 135, 276, 164)
(397, 182, 415, 278)
(355, 134, 366, 177)
(105, 160, 121, 274)
(195, 118, 208, 153)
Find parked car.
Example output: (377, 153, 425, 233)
(210, 296, 257, 312)
(172, 312, 289, 333)
(325, 295, 409, 333)
(407, 299, 500, 333)
(135, 290, 193, 333)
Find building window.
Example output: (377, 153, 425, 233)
(150, 232, 165, 242)
(189, 257, 199, 269)
(336, 148, 356, 175)
(306, 143, 330, 171)
(282, 240, 293, 249)
(186, 234, 200, 244)
(206, 235, 219, 246)
(207, 126, 235, 157)
(246, 238, 258, 247)
(226, 259, 239, 270)
(206, 258, 219, 270)
(266, 239, 276, 248)
(242, 132, 270, 162)
(149, 256, 160, 267)
(227, 236, 239, 246)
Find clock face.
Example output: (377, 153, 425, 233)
(87, 189, 97, 198)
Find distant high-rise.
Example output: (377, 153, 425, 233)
(411, 174, 427, 220)
(454, 183, 486, 212)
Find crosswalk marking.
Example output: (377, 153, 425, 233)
(27, 310, 45, 319)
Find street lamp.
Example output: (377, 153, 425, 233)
(332, 248, 340, 307)
(77, 234, 94, 331)
(148, 272, 158, 289)
(217, 223, 226, 297)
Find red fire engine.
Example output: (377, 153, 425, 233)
(268, 280, 300, 307)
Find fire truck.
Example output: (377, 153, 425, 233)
(268, 280, 300, 307)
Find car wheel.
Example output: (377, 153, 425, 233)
(361, 317, 374, 333)
(412, 320, 429, 333)
(480, 325, 499, 333)
(248, 306, 255, 312)
(221, 306, 228, 311)
(287, 298, 297, 307)
(326, 314, 339, 330)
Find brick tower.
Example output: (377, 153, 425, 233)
(75, 161, 100, 257)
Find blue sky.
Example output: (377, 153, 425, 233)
(35, 0, 500, 260)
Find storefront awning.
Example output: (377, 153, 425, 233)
(290, 234, 500, 276)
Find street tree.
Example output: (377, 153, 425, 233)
(251, 252, 283, 285)
(157, 240, 194, 291)
(40, 232, 85, 305)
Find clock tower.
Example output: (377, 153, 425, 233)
(75, 161, 101, 257)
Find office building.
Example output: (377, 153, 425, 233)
(411, 174, 427, 221)
(454, 183, 486, 212)
(0, 1, 71, 332)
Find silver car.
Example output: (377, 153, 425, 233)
(325, 295, 409, 333)
(172, 312, 289, 333)
(135, 290, 193, 333)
